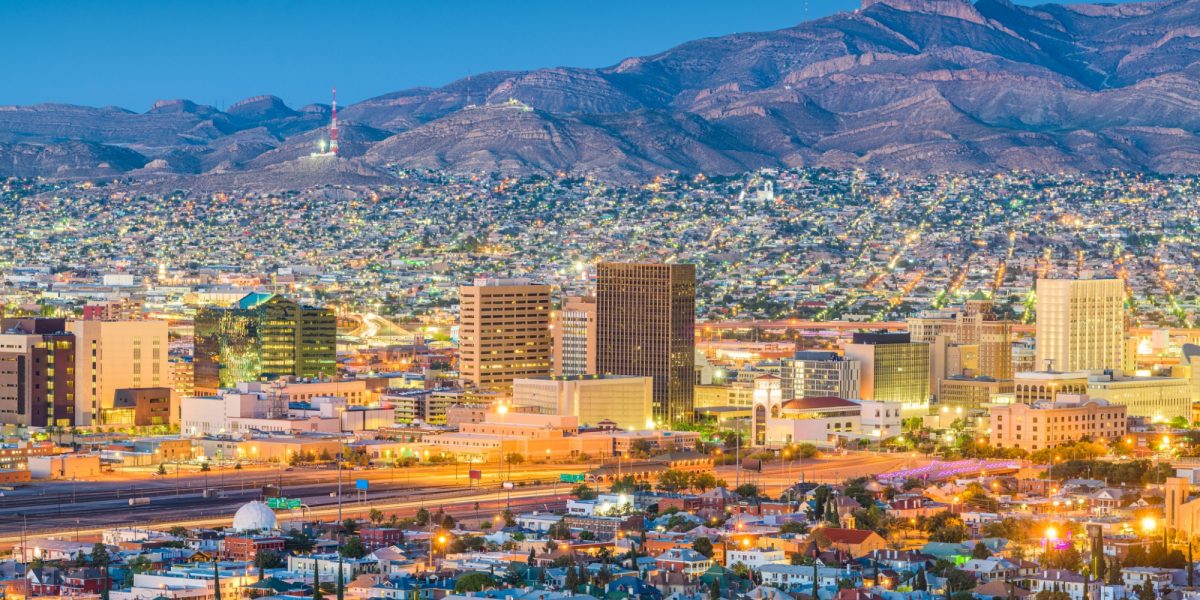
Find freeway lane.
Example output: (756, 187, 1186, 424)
(0, 486, 571, 552)
(0, 463, 580, 540)
(0, 451, 931, 552)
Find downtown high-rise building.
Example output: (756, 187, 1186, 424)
(552, 295, 596, 377)
(194, 293, 337, 395)
(843, 332, 930, 406)
(458, 278, 552, 390)
(0, 318, 76, 427)
(1035, 278, 1125, 373)
(69, 318, 170, 426)
(596, 263, 695, 425)
(783, 351, 862, 400)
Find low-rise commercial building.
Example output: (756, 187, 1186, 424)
(1087, 372, 1192, 421)
(990, 394, 1126, 452)
(513, 374, 652, 431)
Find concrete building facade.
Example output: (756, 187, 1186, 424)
(990, 394, 1126, 452)
(1035, 278, 1125, 373)
(458, 278, 552, 390)
(69, 319, 169, 426)
(513, 374, 652, 430)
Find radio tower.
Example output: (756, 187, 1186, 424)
(329, 86, 340, 156)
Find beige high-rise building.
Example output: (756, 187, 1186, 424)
(458, 278, 552, 391)
(1035, 278, 1126, 373)
(552, 296, 597, 377)
(596, 263, 696, 425)
(69, 319, 170, 426)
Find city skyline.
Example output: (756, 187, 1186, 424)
(1, 0, 1197, 595)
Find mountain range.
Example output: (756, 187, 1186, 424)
(3, 0, 1200, 185)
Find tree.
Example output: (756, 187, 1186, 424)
(416, 507, 431, 526)
(341, 518, 358, 535)
(810, 528, 832, 550)
(368, 508, 384, 525)
(1035, 590, 1069, 600)
(924, 511, 968, 543)
(254, 550, 284, 579)
(212, 557, 221, 600)
(311, 564, 323, 600)
(1135, 581, 1156, 600)
(285, 529, 315, 553)
(336, 556, 345, 600)
(453, 572, 496, 593)
(611, 476, 651, 494)
(1189, 545, 1195, 587)
(913, 568, 928, 591)
(91, 542, 110, 567)
(692, 472, 720, 492)
(710, 579, 721, 600)
(157, 463, 167, 476)
(505, 453, 525, 466)
(571, 483, 598, 500)
(340, 536, 367, 559)
(167, 526, 190, 538)
(629, 439, 654, 458)
(945, 568, 976, 593)
(658, 469, 692, 493)
(548, 520, 573, 540)
(734, 483, 759, 498)
(693, 537, 714, 558)
(972, 541, 992, 559)
(730, 562, 751, 579)
(780, 521, 809, 535)
(1107, 556, 1124, 586)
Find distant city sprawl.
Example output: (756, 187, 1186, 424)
(2, 168, 1197, 326)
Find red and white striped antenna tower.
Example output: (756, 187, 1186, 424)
(329, 86, 339, 155)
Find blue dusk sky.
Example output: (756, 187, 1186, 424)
(2, 0, 1145, 110)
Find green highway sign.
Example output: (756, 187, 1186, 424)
(266, 497, 302, 510)
(559, 473, 585, 483)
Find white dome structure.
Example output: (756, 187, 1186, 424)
(232, 501, 277, 532)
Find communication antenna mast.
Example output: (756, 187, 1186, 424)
(329, 87, 339, 156)
(268, 380, 288, 419)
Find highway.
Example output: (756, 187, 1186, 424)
(0, 452, 931, 552)
(0, 462, 576, 546)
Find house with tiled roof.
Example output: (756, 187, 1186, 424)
(813, 527, 887, 558)
(971, 580, 1032, 600)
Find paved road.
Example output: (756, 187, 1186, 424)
(0, 451, 929, 552)
(0, 463, 578, 544)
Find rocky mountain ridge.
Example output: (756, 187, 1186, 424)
(3, 0, 1199, 185)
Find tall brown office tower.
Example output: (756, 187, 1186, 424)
(597, 263, 696, 425)
(0, 318, 76, 427)
(459, 278, 553, 390)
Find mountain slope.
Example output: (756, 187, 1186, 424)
(3, 0, 1200, 184)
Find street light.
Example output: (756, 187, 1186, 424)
(1141, 516, 1157, 535)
